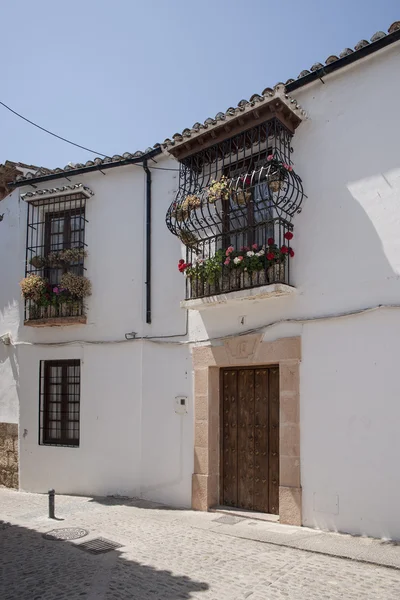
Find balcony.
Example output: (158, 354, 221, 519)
(179, 220, 296, 309)
(166, 117, 305, 309)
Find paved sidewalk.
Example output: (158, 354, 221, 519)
(1, 488, 400, 599)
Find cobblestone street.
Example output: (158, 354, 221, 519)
(1, 489, 400, 599)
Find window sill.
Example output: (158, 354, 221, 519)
(25, 316, 87, 327)
(181, 283, 296, 310)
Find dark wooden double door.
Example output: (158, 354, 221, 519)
(221, 367, 279, 514)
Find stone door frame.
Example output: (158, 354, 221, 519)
(192, 334, 302, 526)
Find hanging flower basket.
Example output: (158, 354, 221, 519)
(207, 176, 231, 204)
(266, 155, 293, 192)
(232, 190, 251, 206)
(178, 229, 199, 248)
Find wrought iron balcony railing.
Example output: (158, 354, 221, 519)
(166, 118, 305, 302)
(181, 219, 294, 300)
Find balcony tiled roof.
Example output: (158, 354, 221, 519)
(11, 20, 400, 185)
(21, 183, 94, 201)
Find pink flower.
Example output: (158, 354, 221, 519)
(282, 163, 289, 170)
(287, 165, 293, 172)
(53, 287, 59, 295)
(252, 243, 258, 250)
(226, 246, 234, 256)
(267, 154, 274, 161)
(224, 258, 231, 266)
(237, 256, 244, 261)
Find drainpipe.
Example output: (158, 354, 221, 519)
(143, 159, 152, 324)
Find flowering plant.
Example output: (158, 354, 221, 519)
(20, 271, 91, 309)
(265, 232, 294, 263)
(265, 155, 293, 192)
(60, 272, 92, 298)
(29, 248, 87, 269)
(47, 248, 87, 267)
(181, 194, 201, 211)
(20, 274, 47, 302)
(207, 176, 231, 204)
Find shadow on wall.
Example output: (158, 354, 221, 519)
(0, 519, 209, 599)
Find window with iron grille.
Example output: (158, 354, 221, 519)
(25, 191, 88, 322)
(166, 118, 305, 299)
(39, 360, 81, 447)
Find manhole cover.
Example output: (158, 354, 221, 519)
(76, 537, 123, 554)
(43, 527, 89, 541)
(213, 515, 244, 525)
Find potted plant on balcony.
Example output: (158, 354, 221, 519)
(20, 272, 92, 321)
(47, 248, 87, 267)
(265, 155, 293, 192)
(266, 232, 294, 282)
(207, 176, 231, 204)
(231, 175, 252, 206)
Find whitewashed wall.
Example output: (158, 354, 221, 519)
(0, 157, 193, 507)
(188, 41, 400, 538)
(0, 190, 24, 425)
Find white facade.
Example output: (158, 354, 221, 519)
(1, 39, 400, 538)
(0, 158, 194, 507)
(185, 43, 400, 538)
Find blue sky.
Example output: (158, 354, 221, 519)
(1, 0, 398, 169)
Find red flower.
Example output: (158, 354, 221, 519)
(252, 243, 258, 250)
(284, 231, 293, 241)
(243, 246, 249, 252)
(267, 252, 275, 261)
(281, 245, 288, 254)
(267, 238, 274, 246)
(178, 259, 185, 265)
(289, 248, 295, 258)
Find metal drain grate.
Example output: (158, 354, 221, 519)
(213, 515, 245, 525)
(43, 527, 88, 541)
(76, 537, 123, 554)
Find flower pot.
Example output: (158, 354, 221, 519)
(232, 190, 251, 206)
(251, 271, 267, 286)
(175, 208, 190, 222)
(241, 272, 251, 288)
(267, 263, 285, 283)
(189, 279, 203, 299)
(222, 271, 240, 292)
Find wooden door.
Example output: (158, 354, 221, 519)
(221, 366, 279, 514)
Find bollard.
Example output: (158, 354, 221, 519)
(48, 489, 55, 519)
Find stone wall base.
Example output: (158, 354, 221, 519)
(0, 423, 18, 489)
(279, 486, 302, 526)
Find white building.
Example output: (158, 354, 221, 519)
(1, 20, 400, 540)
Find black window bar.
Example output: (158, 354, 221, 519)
(165, 118, 305, 300)
(39, 360, 80, 447)
(25, 192, 88, 321)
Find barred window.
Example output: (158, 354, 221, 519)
(39, 360, 80, 447)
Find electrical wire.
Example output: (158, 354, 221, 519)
(0, 100, 180, 172)
(10, 303, 400, 347)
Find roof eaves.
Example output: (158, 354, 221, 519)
(9, 146, 163, 188)
(287, 22, 400, 93)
